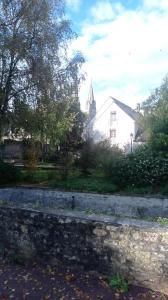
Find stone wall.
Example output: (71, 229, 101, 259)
(0, 187, 168, 218)
(0, 205, 168, 294)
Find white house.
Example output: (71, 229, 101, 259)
(91, 95, 144, 152)
(106, 97, 142, 151)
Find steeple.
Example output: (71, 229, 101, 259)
(85, 81, 96, 139)
(86, 81, 96, 112)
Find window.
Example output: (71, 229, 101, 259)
(110, 129, 116, 138)
(110, 111, 116, 126)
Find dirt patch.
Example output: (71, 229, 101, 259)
(0, 258, 167, 300)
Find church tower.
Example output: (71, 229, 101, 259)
(85, 82, 96, 139)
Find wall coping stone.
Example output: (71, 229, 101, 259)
(0, 187, 168, 218)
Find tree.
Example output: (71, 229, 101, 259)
(141, 75, 168, 156)
(0, 0, 84, 140)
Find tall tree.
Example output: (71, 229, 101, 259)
(141, 75, 168, 155)
(0, 0, 84, 140)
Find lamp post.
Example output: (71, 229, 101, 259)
(130, 133, 133, 153)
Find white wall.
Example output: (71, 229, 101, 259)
(94, 100, 136, 150)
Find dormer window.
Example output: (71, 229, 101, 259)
(110, 111, 116, 126)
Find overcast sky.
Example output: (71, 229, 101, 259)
(66, 0, 168, 113)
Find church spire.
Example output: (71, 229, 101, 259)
(85, 81, 96, 139)
(86, 80, 95, 112)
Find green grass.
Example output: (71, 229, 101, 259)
(50, 177, 118, 193)
(21, 169, 58, 183)
(20, 169, 118, 193)
(4, 167, 168, 196)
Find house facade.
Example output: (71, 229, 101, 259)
(107, 97, 141, 151)
(87, 88, 142, 152)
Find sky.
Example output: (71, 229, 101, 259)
(65, 0, 168, 116)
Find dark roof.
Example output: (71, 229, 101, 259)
(109, 96, 141, 120)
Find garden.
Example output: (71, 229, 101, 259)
(1, 140, 168, 197)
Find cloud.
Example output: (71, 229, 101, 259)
(66, 0, 81, 11)
(70, 0, 168, 134)
(90, 1, 124, 21)
(143, 0, 168, 10)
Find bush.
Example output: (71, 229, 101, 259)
(0, 160, 21, 184)
(59, 150, 75, 180)
(94, 141, 123, 178)
(77, 139, 96, 175)
(110, 147, 168, 188)
(78, 139, 123, 177)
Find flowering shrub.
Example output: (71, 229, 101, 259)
(110, 149, 168, 188)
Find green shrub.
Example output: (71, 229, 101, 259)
(78, 139, 123, 177)
(110, 147, 168, 188)
(77, 139, 96, 175)
(0, 160, 21, 184)
(100, 148, 123, 179)
(59, 150, 75, 180)
(108, 274, 129, 293)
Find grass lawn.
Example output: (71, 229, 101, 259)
(0, 161, 167, 196)
(18, 167, 168, 196)
(21, 168, 118, 193)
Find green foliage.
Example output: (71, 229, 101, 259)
(110, 147, 168, 188)
(108, 274, 129, 293)
(0, 0, 85, 147)
(59, 149, 75, 180)
(78, 139, 123, 177)
(141, 75, 168, 156)
(0, 160, 21, 184)
(65, 99, 86, 150)
(22, 169, 57, 183)
(94, 140, 123, 178)
(77, 139, 96, 175)
(155, 217, 168, 225)
(22, 169, 118, 194)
